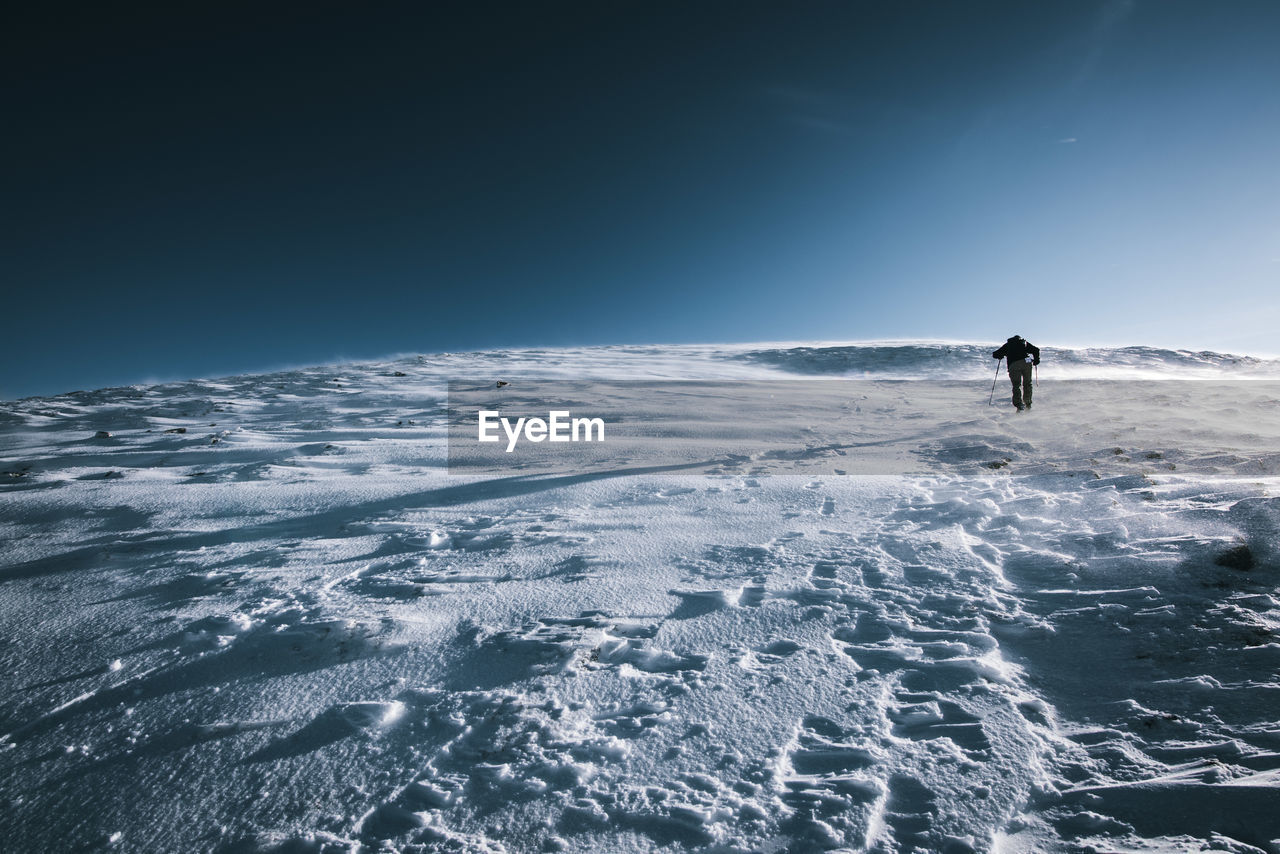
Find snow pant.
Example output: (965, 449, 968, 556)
(1008, 360, 1033, 408)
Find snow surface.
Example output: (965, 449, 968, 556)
(2, 342, 1279, 853)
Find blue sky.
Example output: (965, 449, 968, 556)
(6, 1, 1279, 398)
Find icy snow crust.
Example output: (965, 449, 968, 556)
(1, 342, 1279, 853)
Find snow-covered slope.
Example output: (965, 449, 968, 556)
(2, 343, 1278, 853)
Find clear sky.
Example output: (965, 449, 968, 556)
(6, 1, 1279, 398)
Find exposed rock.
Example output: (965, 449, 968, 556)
(1215, 544, 1256, 571)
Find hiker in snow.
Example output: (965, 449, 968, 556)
(992, 335, 1040, 411)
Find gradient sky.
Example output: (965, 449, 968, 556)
(6, 1, 1280, 398)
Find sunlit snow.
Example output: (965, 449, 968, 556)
(2, 343, 1279, 853)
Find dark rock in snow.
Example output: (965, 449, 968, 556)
(94, 430, 112, 438)
(1215, 544, 1256, 571)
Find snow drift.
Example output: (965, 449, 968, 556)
(1, 342, 1278, 853)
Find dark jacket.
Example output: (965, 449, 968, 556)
(993, 336, 1040, 365)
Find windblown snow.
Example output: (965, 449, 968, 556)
(2, 342, 1279, 853)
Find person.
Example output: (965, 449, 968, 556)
(992, 334, 1040, 411)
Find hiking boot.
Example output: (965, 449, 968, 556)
(1015, 404, 1025, 412)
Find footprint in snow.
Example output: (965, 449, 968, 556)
(779, 715, 883, 849)
(657, 486, 697, 498)
(738, 580, 767, 608)
(881, 774, 941, 852)
(887, 696, 991, 758)
(550, 552, 607, 581)
(755, 640, 804, 663)
(669, 588, 736, 619)
(810, 561, 840, 589)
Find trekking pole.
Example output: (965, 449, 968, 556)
(988, 358, 1002, 405)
